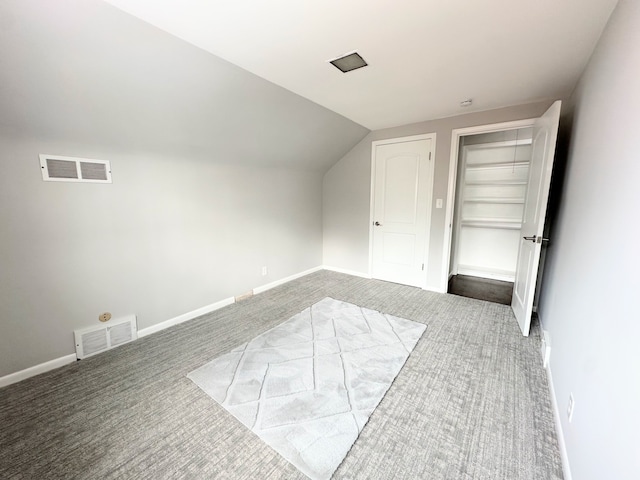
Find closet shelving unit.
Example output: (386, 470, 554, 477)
(452, 138, 532, 281)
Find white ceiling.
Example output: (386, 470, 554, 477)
(103, 0, 618, 130)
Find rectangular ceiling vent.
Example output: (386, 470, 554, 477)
(74, 315, 137, 359)
(328, 51, 368, 73)
(40, 154, 112, 183)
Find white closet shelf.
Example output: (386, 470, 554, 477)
(464, 139, 532, 149)
(460, 219, 522, 230)
(464, 197, 525, 204)
(465, 161, 529, 170)
(465, 179, 527, 186)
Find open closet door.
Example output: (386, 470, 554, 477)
(512, 101, 561, 336)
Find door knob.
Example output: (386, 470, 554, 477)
(374, 221, 382, 226)
(523, 235, 550, 244)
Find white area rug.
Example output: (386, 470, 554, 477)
(188, 297, 426, 480)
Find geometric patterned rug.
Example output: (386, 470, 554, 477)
(188, 297, 426, 479)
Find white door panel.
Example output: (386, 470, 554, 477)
(371, 137, 434, 288)
(383, 156, 420, 224)
(512, 101, 561, 336)
(382, 233, 415, 265)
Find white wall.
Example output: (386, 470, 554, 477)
(323, 102, 553, 289)
(0, 0, 368, 378)
(0, 0, 368, 172)
(537, 0, 640, 478)
(0, 135, 324, 377)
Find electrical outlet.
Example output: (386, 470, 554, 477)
(567, 393, 575, 422)
(98, 312, 112, 323)
(261, 266, 268, 276)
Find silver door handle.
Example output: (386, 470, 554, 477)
(523, 235, 550, 244)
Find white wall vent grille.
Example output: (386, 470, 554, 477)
(40, 154, 112, 183)
(74, 315, 137, 359)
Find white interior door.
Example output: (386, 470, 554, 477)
(371, 136, 434, 288)
(512, 101, 561, 335)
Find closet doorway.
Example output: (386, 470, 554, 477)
(445, 119, 536, 306)
(443, 103, 561, 335)
(449, 126, 534, 299)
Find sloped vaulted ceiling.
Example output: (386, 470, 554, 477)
(103, 0, 619, 130)
(0, 0, 369, 171)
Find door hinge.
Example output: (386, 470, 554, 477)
(421, 263, 424, 271)
(429, 152, 432, 160)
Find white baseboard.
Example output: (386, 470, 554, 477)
(322, 265, 371, 279)
(141, 267, 325, 337)
(0, 265, 348, 389)
(424, 284, 447, 294)
(138, 296, 235, 338)
(540, 329, 551, 368)
(322, 265, 445, 293)
(253, 266, 324, 294)
(457, 265, 515, 282)
(545, 363, 573, 480)
(0, 354, 77, 389)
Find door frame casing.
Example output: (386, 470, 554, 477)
(368, 133, 437, 289)
(440, 119, 536, 293)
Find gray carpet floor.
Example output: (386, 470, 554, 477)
(0, 270, 563, 479)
